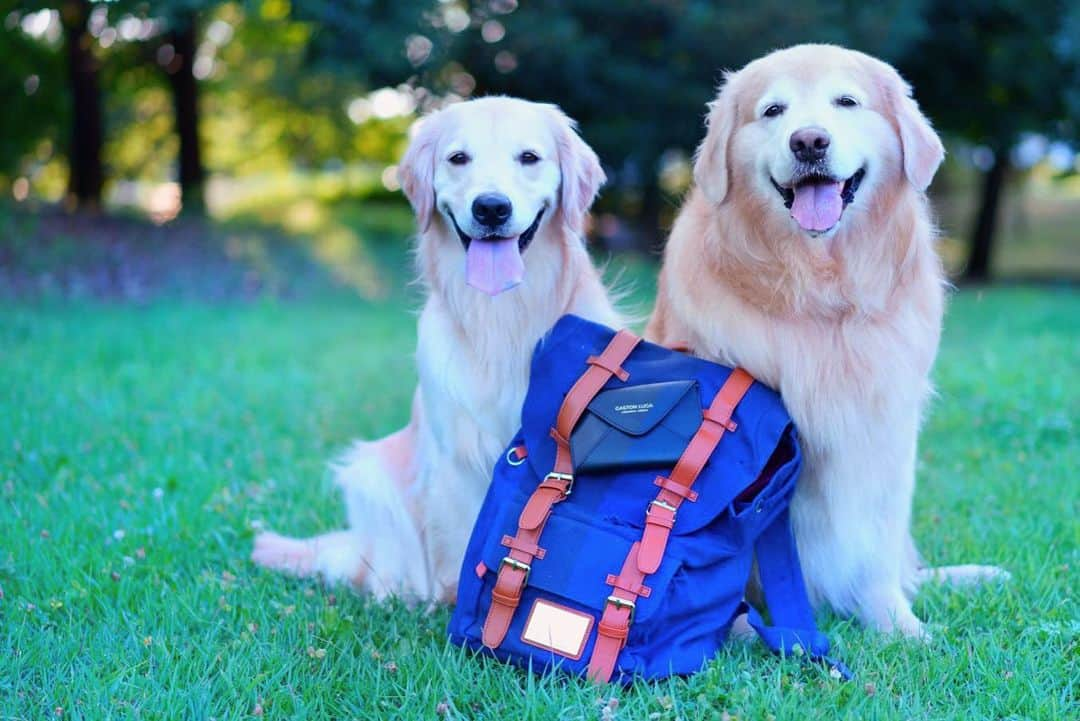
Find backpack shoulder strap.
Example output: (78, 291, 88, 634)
(743, 507, 852, 680)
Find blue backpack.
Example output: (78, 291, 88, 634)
(448, 316, 848, 683)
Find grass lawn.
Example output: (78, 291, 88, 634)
(1, 222, 1077, 719)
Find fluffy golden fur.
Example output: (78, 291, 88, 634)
(648, 45, 1007, 637)
(252, 97, 620, 602)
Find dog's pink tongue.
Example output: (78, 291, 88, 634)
(465, 238, 524, 296)
(791, 181, 844, 232)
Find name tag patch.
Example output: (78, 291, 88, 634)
(520, 599, 593, 660)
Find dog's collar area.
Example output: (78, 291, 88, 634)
(447, 207, 546, 252)
(770, 167, 866, 211)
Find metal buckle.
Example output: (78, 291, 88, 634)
(544, 471, 574, 496)
(648, 499, 677, 518)
(499, 556, 531, 583)
(605, 595, 636, 623)
(506, 447, 526, 466)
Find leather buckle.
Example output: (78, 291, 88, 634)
(499, 556, 531, 584)
(605, 595, 636, 623)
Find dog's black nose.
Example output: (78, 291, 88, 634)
(472, 193, 512, 228)
(790, 127, 831, 162)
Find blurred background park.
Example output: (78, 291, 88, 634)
(1, 0, 1078, 298)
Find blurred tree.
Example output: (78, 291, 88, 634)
(111, 0, 220, 214)
(4, 0, 230, 213)
(0, 8, 66, 185)
(300, 0, 929, 246)
(60, 0, 104, 208)
(3, 1, 104, 209)
(162, 6, 207, 214)
(901, 0, 1080, 281)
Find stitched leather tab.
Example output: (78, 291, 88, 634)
(586, 354, 630, 381)
(605, 573, 652, 598)
(703, 402, 738, 431)
(654, 475, 699, 502)
(501, 534, 546, 560)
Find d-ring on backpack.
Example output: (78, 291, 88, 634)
(448, 316, 849, 683)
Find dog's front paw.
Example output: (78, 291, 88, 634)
(898, 617, 933, 643)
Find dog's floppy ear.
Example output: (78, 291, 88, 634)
(546, 105, 606, 235)
(398, 111, 442, 231)
(874, 60, 944, 191)
(895, 87, 945, 191)
(694, 72, 739, 205)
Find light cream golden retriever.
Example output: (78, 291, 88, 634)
(252, 97, 619, 602)
(647, 44, 1007, 638)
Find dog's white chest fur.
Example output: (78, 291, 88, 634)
(415, 296, 537, 484)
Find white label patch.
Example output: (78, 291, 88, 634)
(520, 599, 593, 660)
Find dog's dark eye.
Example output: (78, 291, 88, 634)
(519, 151, 540, 165)
(763, 104, 785, 118)
(835, 96, 859, 108)
(448, 152, 470, 165)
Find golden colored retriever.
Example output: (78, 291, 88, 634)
(253, 97, 620, 602)
(647, 45, 1007, 637)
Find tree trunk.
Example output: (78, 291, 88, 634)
(166, 15, 205, 215)
(963, 151, 1009, 283)
(62, 0, 103, 210)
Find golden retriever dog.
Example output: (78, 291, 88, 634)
(252, 97, 620, 602)
(647, 45, 1007, 638)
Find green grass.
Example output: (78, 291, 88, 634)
(2, 256, 1077, 718)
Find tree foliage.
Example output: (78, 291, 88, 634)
(0, 10, 66, 178)
(900, 0, 1080, 279)
(301, 0, 930, 230)
(903, 0, 1079, 149)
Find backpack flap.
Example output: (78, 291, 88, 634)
(570, 381, 702, 472)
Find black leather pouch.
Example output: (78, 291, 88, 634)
(569, 380, 703, 473)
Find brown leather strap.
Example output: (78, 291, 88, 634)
(481, 329, 641, 649)
(586, 368, 754, 683)
(638, 368, 753, 575)
(587, 543, 648, 684)
(554, 331, 642, 449)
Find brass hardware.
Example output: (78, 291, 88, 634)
(499, 556, 531, 583)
